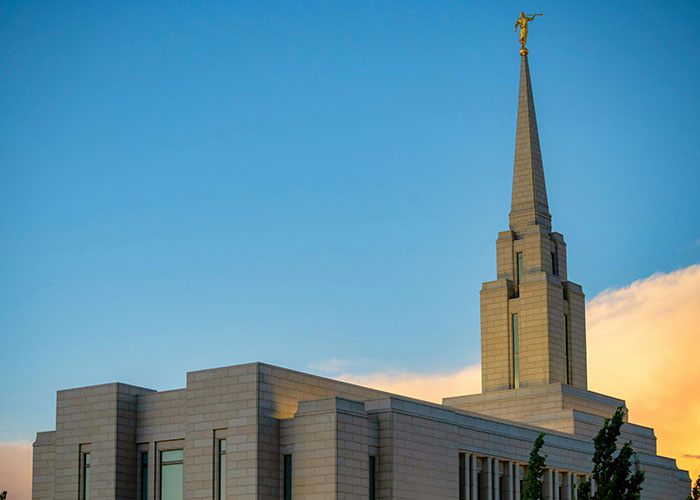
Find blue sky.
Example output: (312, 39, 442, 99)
(1, 0, 698, 442)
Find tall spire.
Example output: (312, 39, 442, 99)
(510, 54, 551, 231)
(476, 51, 588, 394)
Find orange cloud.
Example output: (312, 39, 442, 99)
(0, 441, 32, 500)
(338, 364, 482, 404)
(587, 263, 700, 482)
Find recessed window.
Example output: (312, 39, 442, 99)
(140, 452, 148, 500)
(283, 454, 292, 500)
(218, 440, 226, 500)
(369, 456, 376, 500)
(564, 314, 571, 385)
(459, 453, 467, 500)
(161, 450, 183, 500)
(513, 313, 520, 389)
(83, 452, 91, 500)
(516, 252, 523, 289)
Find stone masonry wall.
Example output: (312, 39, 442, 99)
(32, 431, 55, 500)
(53, 382, 153, 500)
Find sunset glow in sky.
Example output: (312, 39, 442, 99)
(2, 1, 699, 498)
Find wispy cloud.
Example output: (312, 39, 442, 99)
(309, 356, 482, 403)
(308, 357, 357, 374)
(336, 365, 481, 404)
(0, 441, 33, 500)
(587, 263, 700, 480)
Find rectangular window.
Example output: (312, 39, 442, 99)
(459, 453, 467, 500)
(83, 452, 91, 500)
(161, 450, 183, 500)
(564, 314, 571, 385)
(140, 452, 148, 500)
(219, 440, 226, 500)
(516, 252, 523, 292)
(369, 456, 376, 500)
(283, 454, 292, 500)
(551, 248, 559, 276)
(513, 313, 520, 389)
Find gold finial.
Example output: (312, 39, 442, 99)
(515, 12, 543, 55)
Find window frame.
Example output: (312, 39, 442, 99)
(157, 441, 184, 500)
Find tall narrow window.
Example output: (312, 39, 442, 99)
(140, 452, 148, 500)
(551, 246, 559, 276)
(459, 453, 467, 500)
(516, 252, 523, 291)
(513, 313, 520, 389)
(369, 456, 376, 500)
(83, 452, 91, 500)
(283, 454, 292, 500)
(564, 314, 571, 385)
(160, 450, 183, 500)
(218, 440, 226, 500)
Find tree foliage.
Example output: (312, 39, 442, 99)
(577, 406, 645, 500)
(687, 474, 700, 500)
(0, 491, 6, 500)
(522, 433, 547, 500)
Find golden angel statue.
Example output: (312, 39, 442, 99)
(515, 12, 543, 55)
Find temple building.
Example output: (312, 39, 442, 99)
(32, 53, 691, 500)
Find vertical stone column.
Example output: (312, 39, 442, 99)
(514, 465, 521, 500)
(505, 462, 514, 500)
(471, 456, 478, 500)
(482, 457, 493, 500)
(554, 471, 559, 500)
(464, 455, 470, 499)
(546, 469, 554, 500)
(493, 459, 500, 500)
(563, 473, 571, 500)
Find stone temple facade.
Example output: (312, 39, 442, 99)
(32, 55, 691, 500)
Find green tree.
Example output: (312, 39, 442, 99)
(687, 474, 700, 500)
(0, 491, 6, 500)
(577, 406, 645, 500)
(522, 433, 547, 500)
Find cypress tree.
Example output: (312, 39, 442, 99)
(522, 433, 547, 500)
(577, 406, 645, 500)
